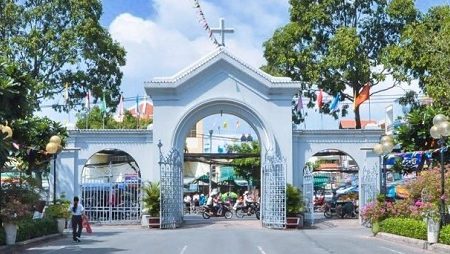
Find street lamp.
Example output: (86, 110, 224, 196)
(373, 135, 395, 195)
(46, 135, 62, 204)
(430, 114, 450, 226)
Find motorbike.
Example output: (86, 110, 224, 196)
(202, 203, 233, 219)
(314, 196, 325, 212)
(235, 202, 260, 220)
(324, 200, 357, 219)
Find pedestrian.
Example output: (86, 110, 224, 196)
(69, 196, 84, 242)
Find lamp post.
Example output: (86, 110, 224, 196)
(208, 130, 213, 195)
(373, 135, 395, 195)
(46, 135, 62, 204)
(430, 114, 450, 226)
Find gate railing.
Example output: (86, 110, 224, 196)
(158, 141, 183, 229)
(303, 165, 314, 225)
(360, 162, 379, 216)
(81, 177, 142, 224)
(261, 152, 286, 229)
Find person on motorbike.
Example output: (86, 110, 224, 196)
(243, 191, 254, 215)
(206, 194, 214, 215)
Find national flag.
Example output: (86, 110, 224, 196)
(64, 83, 69, 103)
(317, 89, 323, 109)
(329, 93, 341, 112)
(135, 95, 140, 116)
(116, 94, 124, 121)
(296, 93, 303, 112)
(85, 90, 91, 110)
(354, 83, 371, 109)
(99, 93, 107, 114)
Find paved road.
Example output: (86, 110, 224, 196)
(17, 216, 433, 254)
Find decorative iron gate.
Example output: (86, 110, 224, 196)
(261, 152, 286, 229)
(81, 164, 142, 224)
(158, 141, 183, 229)
(360, 161, 379, 215)
(303, 165, 314, 225)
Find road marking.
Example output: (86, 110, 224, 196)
(27, 246, 65, 251)
(380, 246, 404, 254)
(257, 246, 267, 254)
(180, 245, 188, 254)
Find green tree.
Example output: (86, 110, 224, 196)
(76, 107, 152, 129)
(384, 6, 450, 108)
(226, 141, 260, 186)
(263, 0, 417, 128)
(0, 0, 126, 111)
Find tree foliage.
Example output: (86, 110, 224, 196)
(263, 0, 417, 128)
(0, 0, 126, 111)
(226, 141, 260, 185)
(75, 106, 152, 129)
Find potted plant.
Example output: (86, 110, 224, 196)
(286, 184, 305, 229)
(0, 181, 40, 245)
(142, 182, 160, 228)
(421, 202, 440, 244)
(45, 197, 71, 234)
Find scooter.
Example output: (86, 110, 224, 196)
(235, 202, 260, 220)
(324, 200, 357, 219)
(202, 203, 233, 219)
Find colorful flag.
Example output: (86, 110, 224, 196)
(116, 94, 124, 121)
(317, 89, 323, 109)
(223, 121, 228, 129)
(99, 93, 107, 114)
(236, 120, 240, 129)
(296, 93, 303, 112)
(85, 90, 91, 110)
(354, 83, 371, 109)
(329, 93, 341, 112)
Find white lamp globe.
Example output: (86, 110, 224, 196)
(373, 143, 384, 155)
(437, 121, 450, 137)
(430, 125, 441, 139)
(433, 114, 447, 126)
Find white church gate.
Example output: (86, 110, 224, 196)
(158, 141, 184, 229)
(261, 152, 286, 229)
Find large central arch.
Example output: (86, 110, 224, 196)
(172, 98, 275, 154)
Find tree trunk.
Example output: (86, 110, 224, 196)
(355, 105, 362, 129)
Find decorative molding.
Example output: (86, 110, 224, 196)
(293, 129, 383, 144)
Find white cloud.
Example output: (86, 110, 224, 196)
(108, 0, 290, 97)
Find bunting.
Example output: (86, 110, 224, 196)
(192, 0, 220, 47)
(99, 93, 107, 114)
(64, 83, 69, 104)
(236, 120, 240, 129)
(296, 93, 303, 112)
(116, 94, 124, 122)
(85, 90, 91, 110)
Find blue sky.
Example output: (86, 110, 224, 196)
(39, 0, 450, 132)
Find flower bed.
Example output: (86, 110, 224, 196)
(380, 217, 427, 240)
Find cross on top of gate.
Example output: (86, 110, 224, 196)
(211, 18, 234, 47)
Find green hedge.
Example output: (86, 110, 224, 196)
(16, 218, 58, 242)
(0, 218, 58, 245)
(440, 224, 450, 245)
(380, 218, 427, 240)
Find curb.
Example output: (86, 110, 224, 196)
(0, 233, 66, 251)
(376, 232, 450, 253)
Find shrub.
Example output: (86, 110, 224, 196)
(286, 184, 305, 216)
(45, 198, 71, 219)
(380, 217, 427, 240)
(439, 224, 450, 245)
(16, 218, 58, 242)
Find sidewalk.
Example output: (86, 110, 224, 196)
(376, 232, 450, 254)
(0, 233, 66, 253)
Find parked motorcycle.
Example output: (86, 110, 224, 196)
(324, 200, 357, 219)
(235, 202, 260, 220)
(314, 196, 325, 212)
(202, 204, 233, 219)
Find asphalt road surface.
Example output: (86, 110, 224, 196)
(16, 216, 433, 254)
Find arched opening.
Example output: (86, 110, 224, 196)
(80, 149, 141, 224)
(182, 113, 261, 220)
(305, 149, 360, 220)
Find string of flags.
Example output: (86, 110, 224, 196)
(192, 0, 220, 47)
